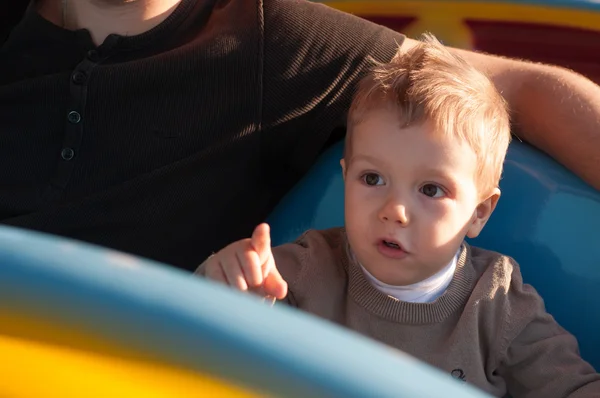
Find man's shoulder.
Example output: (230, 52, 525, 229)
(261, 0, 404, 58)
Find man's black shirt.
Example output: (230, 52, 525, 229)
(0, 0, 403, 270)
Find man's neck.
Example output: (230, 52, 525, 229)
(36, 0, 183, 45)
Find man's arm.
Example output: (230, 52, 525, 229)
(264, 1, 600, 190)
(405, 38, 600, 190)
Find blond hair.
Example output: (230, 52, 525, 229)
(347, 33, 511, 196)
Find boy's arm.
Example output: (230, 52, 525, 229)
(193, 231, 311, 307)
(269, 240, 308, 308)
(194, 257, 298, 307)
(497, 262, 600, 397)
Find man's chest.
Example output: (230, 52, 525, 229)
(0, 49, 263, 203)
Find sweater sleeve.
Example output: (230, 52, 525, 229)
(270, 231, 312, 307)
(261, 0, 406, 178)
(498, 260, 600, 397)
(272, 228, 346, 308)
(193, 229, 341, 307)
(192, 239, 306, 307)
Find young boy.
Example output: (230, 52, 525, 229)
(196, 34, 600, 397)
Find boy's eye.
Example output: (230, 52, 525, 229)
(420, 184, 445, 198)
(362, 173, 384, 186)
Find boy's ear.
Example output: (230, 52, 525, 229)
(340, 159, 347, 180)
(466, 188, 501, 239)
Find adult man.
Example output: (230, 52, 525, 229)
(2, 0, 600, 271)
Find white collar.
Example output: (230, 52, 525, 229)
(359, 250, 459, 303)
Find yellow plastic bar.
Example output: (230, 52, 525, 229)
(0, 313, 263, 398)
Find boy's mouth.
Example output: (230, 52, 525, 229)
(383, 240, 401, 249)
(378, 238, 408, 252)
(377, 239, 409, 259)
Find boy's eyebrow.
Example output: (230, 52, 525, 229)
(420, 167, 459, 183)
(349, 155, 461, 184)
(348, 154, 384, 167)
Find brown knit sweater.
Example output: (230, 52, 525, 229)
(265, 228, 600, 397)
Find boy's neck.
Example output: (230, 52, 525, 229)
(36, 0, 183, 45)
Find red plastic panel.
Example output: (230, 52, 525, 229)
(466, 20, 600, 83)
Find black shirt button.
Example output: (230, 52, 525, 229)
(72, 71, 87, 85)
(61, 148, 75, 161)
(87, 50, 100, 62)
(67, 111, 81, 124)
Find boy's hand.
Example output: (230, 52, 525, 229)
(203, 223, 288, 300)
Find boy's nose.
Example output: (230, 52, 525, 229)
(378, 200, 409, 225)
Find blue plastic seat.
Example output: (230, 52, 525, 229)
(268, 139, 600, 370)
(0, 139, 597, 397)
(0, 209, 490, 398)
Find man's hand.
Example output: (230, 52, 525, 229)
(202, 223, 288, 300)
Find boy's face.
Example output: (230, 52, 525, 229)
(341, 107, 499, 286)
